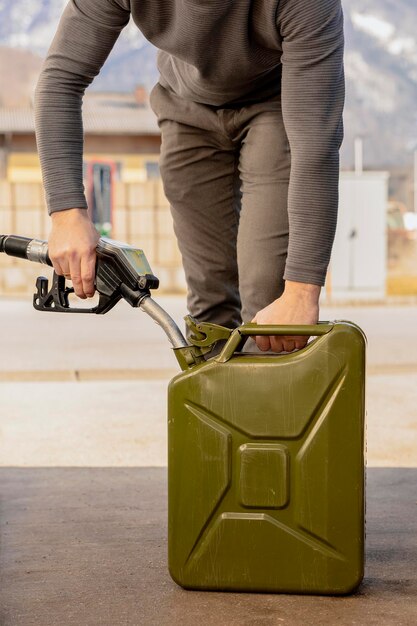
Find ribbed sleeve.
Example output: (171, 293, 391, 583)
(34, 0, 130, 215)
(277, 0, 345, 286)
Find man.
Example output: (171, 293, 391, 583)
(34, 0, 344, 354)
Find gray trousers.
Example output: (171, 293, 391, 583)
(149, 81, 291, 342)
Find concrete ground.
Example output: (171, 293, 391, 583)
(0, 297, 416, 624)
(0, 297, 416, 467)
(0, 469, 416, 626)
(1, 296, 417, 376)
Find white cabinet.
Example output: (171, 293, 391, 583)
(327, 171, 388, 301)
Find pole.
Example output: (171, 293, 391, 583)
(354, 137, 363, 175)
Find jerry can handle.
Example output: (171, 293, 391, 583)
(215, 322, 334, 363)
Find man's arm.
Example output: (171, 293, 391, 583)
(252, 0, 344, 353)
(35, 0, 130, 215)
(34, 0, 130, 297)
(277, 0, 345, 287)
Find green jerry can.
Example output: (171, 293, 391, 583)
(168, 320, 367, 595)
(0, 236, 366, 595)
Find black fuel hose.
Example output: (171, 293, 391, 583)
(0, 235, 51, 266)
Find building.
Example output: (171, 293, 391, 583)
(0, 86, 162, 219)
(0, 87, 186, 295)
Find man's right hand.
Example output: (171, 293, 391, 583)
(48, 208, 100, 299)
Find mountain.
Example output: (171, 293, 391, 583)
(0, 0, 416, 168)
(342, 0, 417, 169)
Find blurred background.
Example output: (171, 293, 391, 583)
(0, 0, 416, 300)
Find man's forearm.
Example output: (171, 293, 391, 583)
(284, 280, 321, 301)
(278, 0, 345, 287)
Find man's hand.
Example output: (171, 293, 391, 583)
(251, 281, 321, 353)
(48, 208, 100, 299)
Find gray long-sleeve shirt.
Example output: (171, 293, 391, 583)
(34, 0, 345, 286)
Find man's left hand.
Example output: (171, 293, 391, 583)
(251, 280, 321, 353)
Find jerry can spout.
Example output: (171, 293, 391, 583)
(138, 297, 234, 371)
